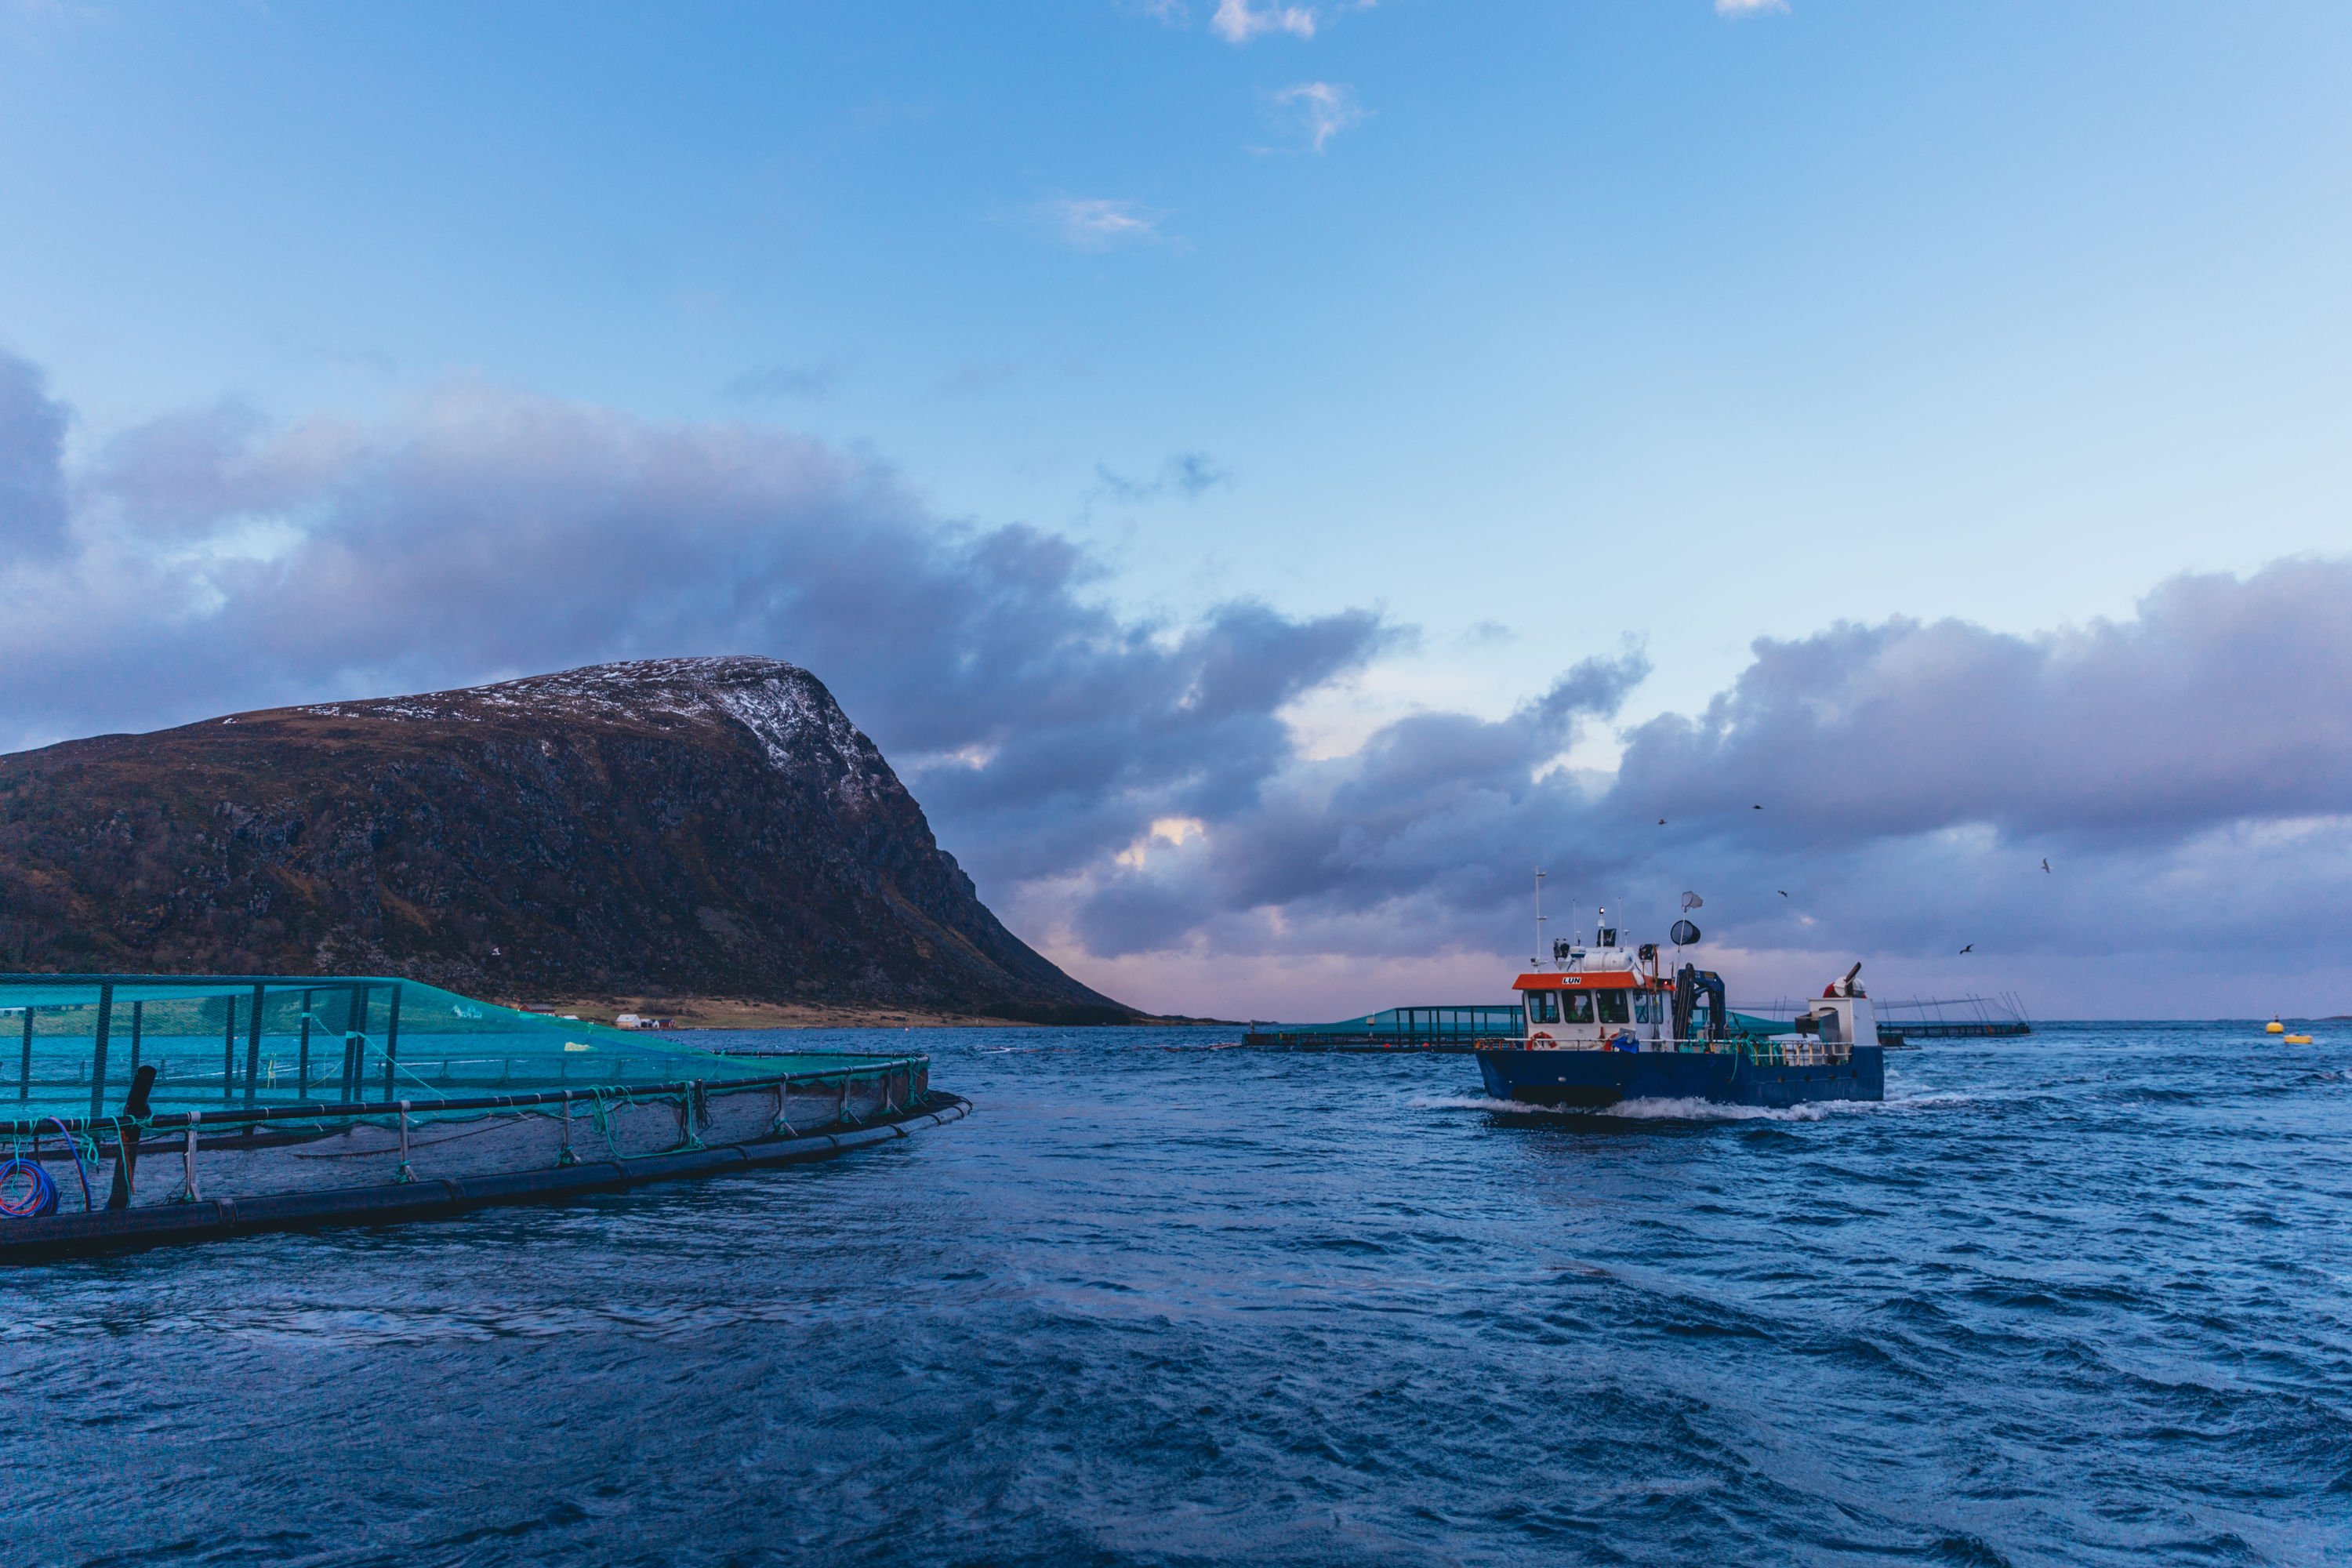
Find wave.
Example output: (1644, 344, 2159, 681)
(1408, 1093, 1584, 1116)
(1601, 1095, 1871, 1123)
(1407, 1090, 1971, 1123)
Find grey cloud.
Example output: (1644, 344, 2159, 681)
(1093, 452, 1229, 504)
(722, 361, 840, 402)
(1065, 651, 1651, 954)
(1047, 564, 2352, 998)
(1610, 560, 2352, 847)
(0, 349, 69, 559)
(0, 363, 1388, 927)
(910, 600, 1396, 885)
(3, 348, 2347, 1012)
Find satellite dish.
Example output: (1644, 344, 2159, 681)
(1670, 919, 1701, 946)
(1680, 891, 1704, 912)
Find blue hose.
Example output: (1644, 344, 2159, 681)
(0, 1118, 93, 1220)
(0, 1155, 57, 1218)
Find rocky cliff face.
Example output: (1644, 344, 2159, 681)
(0, 657, 1131, 1022)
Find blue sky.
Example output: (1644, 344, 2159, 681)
(3, 2, 2350, 1018)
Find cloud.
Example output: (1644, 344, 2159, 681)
(1714, 0, 1788, 15)
(722, 360, 840, 402)
(1037, 648, 1653, 956)
(1093, 451, 1229, 503)
(0, 356, 1390, 942)
(1272, 82, 1365, 153)
(1137, 0, 1370, 42)
(1610, 563, 2352, 846)
(1212, 0, 1318, 42)
(1029, 197, 1175, 252)
(3, 346, 2349, 1019)
(999, 564, 2352, 1015)
(1207, 0, 1374, 44)
(0, 348, 70, 559)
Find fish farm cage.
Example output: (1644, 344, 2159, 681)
(0, 974, 963, 1258)
(1240, 1001, 1802, 1052)
(1741, 993, 2031, 1041)
(1241, 1005, 1529, 1053)
(1869, 994, 2031, 1039)
(1239, 994, 2009, 1052)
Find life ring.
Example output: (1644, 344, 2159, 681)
(1529, 1031, 1556, 1048)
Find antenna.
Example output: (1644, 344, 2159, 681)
(1534, 869, 1547, 968)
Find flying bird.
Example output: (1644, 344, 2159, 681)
(1657, 818, 1666, 826)
(1752, 804, 1762, 810)
(1959, 944, 1974, 955)
(2041, 858, 2050, 873)
(1778, 890, 1788, 898)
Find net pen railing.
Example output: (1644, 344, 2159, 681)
(0, 974, 922, 1136)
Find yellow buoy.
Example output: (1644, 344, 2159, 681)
(2285, 1034, 2314, 1044)
(2266, 1019, 2285, 1033)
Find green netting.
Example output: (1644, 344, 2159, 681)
(1259, 1002, 1798, 1043)
(0, 973, 887, 1127)
(1257, 1005, 1527, 1040)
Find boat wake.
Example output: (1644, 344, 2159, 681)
(1601, 1094, 1878, 1123)
(1409, 1091, 1969, 1124)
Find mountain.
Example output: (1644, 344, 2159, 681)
(0, 657, 1133, 1023)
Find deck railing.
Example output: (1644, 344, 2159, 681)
(1457, 1036, 1855, 1066)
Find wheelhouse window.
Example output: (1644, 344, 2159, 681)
(1524, 991, 1561, 1025)
(1562, 992, 1595, 1024)
(1596, 990, 1632, 1025)
(1632, 991, 1657, 1025)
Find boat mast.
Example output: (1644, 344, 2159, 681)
(1534, 868, 1546, 969)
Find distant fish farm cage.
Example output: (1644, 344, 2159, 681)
(1241, 1000, 1806, 1053)
(1242, 1005, 1526, 1053)
(0, 974, 965, 1259)
(1746, 993, 2031, 1042)
(1244, 993, 2018, 1053)
(1872, 993, 2031, 1039)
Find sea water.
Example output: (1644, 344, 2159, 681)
(2, 1022, 2347, 1566)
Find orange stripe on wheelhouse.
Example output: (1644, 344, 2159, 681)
(1513, 972, 1654, 991)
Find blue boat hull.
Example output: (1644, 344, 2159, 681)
(1475, 1046, 1884, 1109)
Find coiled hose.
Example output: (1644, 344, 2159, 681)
(0, 1118, 95, 1219)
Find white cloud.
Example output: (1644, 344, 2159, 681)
(1274, 82, 1365, 152)
(1213, 1, 1316, 42)
(1211, 0, 1321, 43)
(1715, 0, 1789, 15)
(1144, 1, 1374, 48)
(1029, 197, 1175, 252)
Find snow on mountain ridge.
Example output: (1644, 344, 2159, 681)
(296, 658, 883, 803)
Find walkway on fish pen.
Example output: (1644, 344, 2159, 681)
(0, 973, 956, 1260)
(1744, 993, 2034, 1041)
(1240, 1002, 1793, 1053)
(1240, 994, 2032, 1051)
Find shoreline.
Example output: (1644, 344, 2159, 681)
(498, 996, 1230, 1031)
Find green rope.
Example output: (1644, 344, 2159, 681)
(587, 1087, 629, 1158)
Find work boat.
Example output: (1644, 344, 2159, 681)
(1475, 917, 1884, 1110)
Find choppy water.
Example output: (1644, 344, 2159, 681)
(4, 1022, 2349, 1566)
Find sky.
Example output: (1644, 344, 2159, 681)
(2, 1, 2349, 1020)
